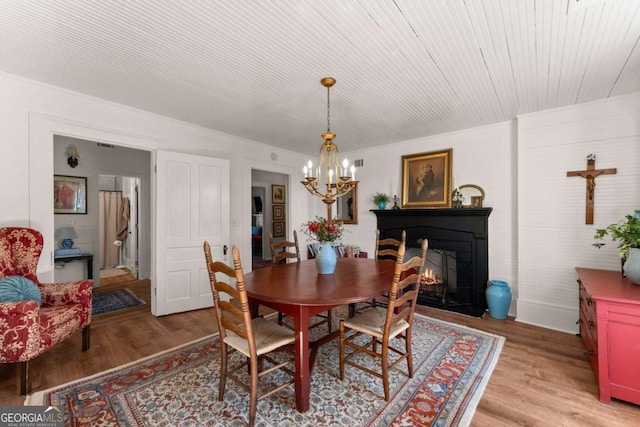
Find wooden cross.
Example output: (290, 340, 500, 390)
(566, 155, 617, 224)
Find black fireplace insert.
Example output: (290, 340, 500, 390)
(373, 208, 492, 317)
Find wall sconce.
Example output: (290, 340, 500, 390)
(67, 146, 79, 168)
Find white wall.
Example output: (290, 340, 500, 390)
(517, 92, 640, 333)
(0, 72, 311, 282)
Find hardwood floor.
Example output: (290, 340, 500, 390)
(1, 280, 639, 425)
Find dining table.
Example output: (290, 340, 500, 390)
(243, 257, 396, 412)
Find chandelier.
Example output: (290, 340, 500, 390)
(301, 77, 356, 218)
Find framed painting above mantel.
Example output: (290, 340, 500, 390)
(401, 149, 452, 208)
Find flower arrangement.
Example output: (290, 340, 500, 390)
(301, 216, 344, 243)
(593, 213, 640, 258)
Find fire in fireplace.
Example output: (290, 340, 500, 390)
(408, 244, 472, 311)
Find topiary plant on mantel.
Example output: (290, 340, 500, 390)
(373, 192, 390, 210)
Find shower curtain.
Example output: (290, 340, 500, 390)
(99, 191, 130, 269)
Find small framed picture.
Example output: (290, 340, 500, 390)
(272, 185, 285, 204)
(273, 221, 285, 237)
(54, 175, 87, 214)
(401, 149, 452, 208)
(273, 204, 285, 221)
(471, 196, 483, 208)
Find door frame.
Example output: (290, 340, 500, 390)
(29, 112, 165, 282)
(244, 161, 306, 268)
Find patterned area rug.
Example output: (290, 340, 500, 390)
(92, 288, 145, 316)
(26, 313, 504, 426)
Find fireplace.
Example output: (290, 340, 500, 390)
(373, 208, 492, 317)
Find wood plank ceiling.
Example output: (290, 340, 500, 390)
(0, 0, 638, 155)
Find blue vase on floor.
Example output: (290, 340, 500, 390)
(486, 280, 511, 319)
(315, 243, 337, 274)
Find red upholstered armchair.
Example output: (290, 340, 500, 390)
(0, 227, 92, 394)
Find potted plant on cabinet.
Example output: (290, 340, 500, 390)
(593, 212, 640, 284)
(373, 192, 390, 210)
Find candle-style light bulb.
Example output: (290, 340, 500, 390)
(329, 168, 333, 184)
(303, 165, 308, 177)
(350, 165, 356, 180)
(307, 161, 313, 178)
(342, 159, 349, 177)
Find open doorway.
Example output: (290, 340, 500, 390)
(52, 135, 151, 287)
(98, 175, 140, 279)
(251, 170, 288, 270)
(251, 185, 265, 260)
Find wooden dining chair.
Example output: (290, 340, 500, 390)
(268, 231, 333, 333)
(203, 242, 296, 427)
(361, 229, 407, 310)
(375, 229, 406, 261)
(269, 230, 301, 264)
(339, 238, 428, 401)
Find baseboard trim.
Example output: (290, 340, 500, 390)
(515, 298, 579, 334)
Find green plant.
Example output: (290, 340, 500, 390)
(373, 192, 390, 205)
(593, 214, 640, 258)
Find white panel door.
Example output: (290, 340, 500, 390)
(154, 150, 230, 316)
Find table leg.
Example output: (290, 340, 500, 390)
(293, 306, 311, 412)
(248, 298, 260, 318)
(86, 256, 93, 280)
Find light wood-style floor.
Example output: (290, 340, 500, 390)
(1, 279, 639, 426)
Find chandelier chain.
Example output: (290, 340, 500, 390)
(326, 85, 331, 133)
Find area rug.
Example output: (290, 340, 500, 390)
(25, 313, 504, 426)
(91, 288, 145, 316)
(252, 256, 273, 270)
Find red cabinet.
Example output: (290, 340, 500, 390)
(577, 267, 640, 405)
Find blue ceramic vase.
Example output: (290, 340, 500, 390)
(377, 202, 386, 210)
(486, 280, 512, 319)
(315, 243, 337, 274)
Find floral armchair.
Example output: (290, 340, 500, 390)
(0, 227, 92, 394)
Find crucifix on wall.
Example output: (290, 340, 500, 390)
(566, 154, 617, 225)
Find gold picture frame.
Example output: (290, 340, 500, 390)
(452, 184, 485, 208)
(401, 149, 452, 208)
(272, 185, 285, 204)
